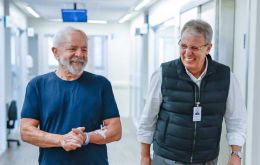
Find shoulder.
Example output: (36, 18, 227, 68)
(161, 59, 179, 68)
(208, 55, 230, 72)
(161, 59, 181, 76)
(150, 67, 162, 81)
(213, 60, 230, 70)
(208, 59, 231, 84)
(213, 61, 231, 78)
(28, 72, 54, 87)
(82, 71, 111, 86)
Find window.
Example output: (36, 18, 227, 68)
(47, 36, 58, 69)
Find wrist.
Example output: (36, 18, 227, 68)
(83, 132, 90, 145)
(141, 155, 151, 159)
(231, 150, 243, 159)
(58, 135, 64, 147)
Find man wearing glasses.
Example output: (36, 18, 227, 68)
(137, 19, 247, 165)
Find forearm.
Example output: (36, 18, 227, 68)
(89, 124, 121, 144)
(21, 125, 62, 148)
(89, 118, 122, 144)
(140, 143, 152, 165)
(141, 143, 151, 157)
(231, 145, 241, 151)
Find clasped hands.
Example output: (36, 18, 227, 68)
(60, 127, 86, 151)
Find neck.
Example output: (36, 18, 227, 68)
(189, 60, 206, 78)
(56, 67, 82, 81)
(190, 69, 204, 78)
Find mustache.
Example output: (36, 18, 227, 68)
(70, 57, 86, 63)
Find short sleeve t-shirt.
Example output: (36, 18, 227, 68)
(21, 71, 120, 165)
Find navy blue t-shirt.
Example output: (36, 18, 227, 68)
(21, 71, 120, 165)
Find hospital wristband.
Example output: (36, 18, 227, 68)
(84, 132, 90, 145)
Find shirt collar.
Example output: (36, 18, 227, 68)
(185, 57, 208, 82)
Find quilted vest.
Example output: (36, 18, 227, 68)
(153, 55, 230, 163)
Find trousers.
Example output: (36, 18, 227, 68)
(152, 154, 218, 165)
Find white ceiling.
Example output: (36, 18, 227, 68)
(12, 0, 149, 23)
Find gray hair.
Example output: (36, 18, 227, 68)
(181, 19, 213, 43)
(52, 27, 87, 47)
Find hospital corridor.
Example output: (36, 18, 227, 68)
(0, 0, 260, 165)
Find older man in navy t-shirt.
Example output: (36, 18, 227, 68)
(20, 27, 122, 165)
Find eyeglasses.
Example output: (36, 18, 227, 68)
(178, 40, 208, 52)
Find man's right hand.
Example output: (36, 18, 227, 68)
(60, 127, 86, 151)
(141, 156, 151, 165)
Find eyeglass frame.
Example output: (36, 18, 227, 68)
(178, 40, 209, 52)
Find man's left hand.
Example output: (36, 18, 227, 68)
(72, 127, 86, 142)
(227, 155, 241, 165)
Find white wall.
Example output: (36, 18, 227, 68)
(245, 0, 260, 164)
(234, 0, 260, 164)
(129, 14, 145, 124)
(10, 2, 28, 115)
(149, 0, 182, 26)
(233, 0, 248, 96)
(233, 2, 248, 164)
(0, 0, 3, 15)
(9, 3, 27, 29)
(107, 25, 131, 117)
(0, 0, 7, 155)
(0, 1, 28, 155)
(28, 20, 131, 117)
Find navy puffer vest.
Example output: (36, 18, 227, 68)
(153, 55, 230, 163)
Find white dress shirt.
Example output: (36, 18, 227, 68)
(137, 60, 247, 147)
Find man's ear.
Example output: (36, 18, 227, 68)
(206, 43, 212, 53)
(51, 47, 59, 60)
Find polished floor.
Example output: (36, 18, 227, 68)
(0, 117, 140, 165)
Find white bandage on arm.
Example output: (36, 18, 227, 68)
(94, 124, 107, 139)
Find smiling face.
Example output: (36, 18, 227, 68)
(52, 31, 88, 76)
(180, 29, 212, 77)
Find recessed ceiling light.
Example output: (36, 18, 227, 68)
(88, 20, 108, 24)
(134, 0, 151, 11)
(25, 6, 40, 18)
(118, 13, 135, 23)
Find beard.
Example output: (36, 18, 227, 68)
(60, 56, 87, 76)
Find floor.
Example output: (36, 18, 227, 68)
(0, 117, 140, 165)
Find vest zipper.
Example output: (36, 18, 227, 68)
(191, 84, 200, 163)
(191, 121, 197, 163)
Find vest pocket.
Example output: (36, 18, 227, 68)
(163, 116, 170, 142)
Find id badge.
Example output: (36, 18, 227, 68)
(193, 106, 202, 121)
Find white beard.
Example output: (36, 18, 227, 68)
(60, 56, 87, 76)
